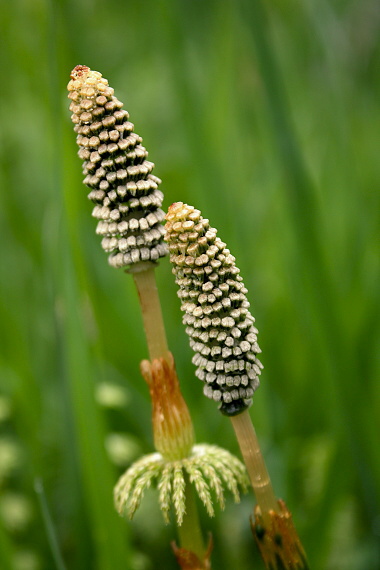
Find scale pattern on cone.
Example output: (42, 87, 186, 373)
(165, 202, 263, 415)
(67, 65, 167, 270)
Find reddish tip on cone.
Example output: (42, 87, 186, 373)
(70, 65, 90, 80)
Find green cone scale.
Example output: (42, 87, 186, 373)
(68, 65, 167, 270)
(165, 202, 263, 416)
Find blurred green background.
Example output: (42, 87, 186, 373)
(0, 0, 379, 568)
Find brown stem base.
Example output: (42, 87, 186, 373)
(251, 499, 309, 570)
(172, 534, 213, 570)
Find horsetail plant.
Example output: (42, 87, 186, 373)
(114, 353, 249, 568)
(67, 66, 250, 568)
(165, 202, 308, 569)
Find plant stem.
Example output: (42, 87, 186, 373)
(133, 265, 207, 561)
(231, 412, 309, 568)
(132, 265, 170, 362)
(230, 410, 278, 523)
(176, 477, 205, 560)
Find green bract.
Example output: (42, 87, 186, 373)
(114, 444, 249, 525)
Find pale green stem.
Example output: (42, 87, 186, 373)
(176, 477, 205, 560)
(230, 410, 278, 525)
(132, 264, 170, 362)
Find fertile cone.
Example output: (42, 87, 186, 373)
(67, 65, 167, 270)
(165, 202, 263, 416)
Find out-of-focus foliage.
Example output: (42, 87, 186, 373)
(0, 1, 379, 569)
